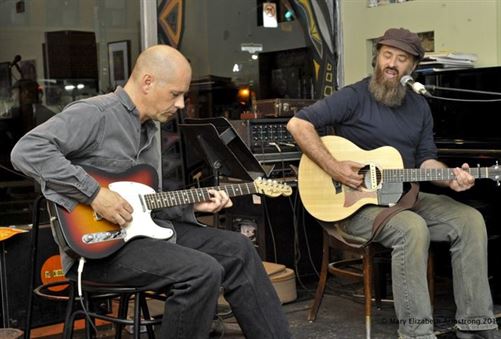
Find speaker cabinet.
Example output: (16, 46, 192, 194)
(0, 224, 67, 329)
(44, 30, 98, 79)
(225, 193, 322, 281)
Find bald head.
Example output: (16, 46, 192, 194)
(124, 45, 192, 123)
(130, 45, 191, 84)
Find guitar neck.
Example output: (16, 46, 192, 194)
(143, 183, 257, 210)
(383, 167, 488, 183)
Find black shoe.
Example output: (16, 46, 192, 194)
(456, 329, 501, 339)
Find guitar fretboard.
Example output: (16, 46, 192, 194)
(383, 167, 488, 183)
(143, 183, 257, 210)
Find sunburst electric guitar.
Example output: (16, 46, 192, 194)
(298, 136, 501, 222)
(48, 164, 292, 259)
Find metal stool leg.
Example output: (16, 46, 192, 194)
(24, 195, 45, 339)
(140, 294, 156, 338)
(363, 246, 375, 339)
(115, 293, 132, 339)
(133, 293, 141, 339)
(63, 283, 78, 339)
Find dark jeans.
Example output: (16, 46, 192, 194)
(68, 222, 291, 339)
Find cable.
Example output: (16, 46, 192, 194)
(267, 142, 281, 153)
(277, 142, 296, 148)
(267, 142, 288, 181)
(77, 257, 98, 334)
(300, 202, 320, 278)
(262, 197, 278, 263)
(262, 141, 289, 263)
(213, 314, 226, 339)
(288, 189, 311, 293)
(77, 257, 85, 297)
(291, 191, 305, 290)
(269, 141, 316, 291)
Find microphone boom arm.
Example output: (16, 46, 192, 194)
(425, 85, 501, 97)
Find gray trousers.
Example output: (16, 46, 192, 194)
(339, 192, 497, 339)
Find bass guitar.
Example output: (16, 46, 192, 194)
(49, 164, 292, 259)
(298, 136, 500, 222)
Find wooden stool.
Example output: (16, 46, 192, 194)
(308, 223, 434, 339)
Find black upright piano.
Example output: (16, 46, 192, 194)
(416, 66, 501, 302)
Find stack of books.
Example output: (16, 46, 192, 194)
(417, 52, 478, 73)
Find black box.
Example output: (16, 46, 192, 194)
(255, 98, 315, 117)
(0, 224, 67, 329)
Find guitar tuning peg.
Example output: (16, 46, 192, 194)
(497, 181, 500, 187)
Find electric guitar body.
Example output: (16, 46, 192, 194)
(48, 164, 292, 259)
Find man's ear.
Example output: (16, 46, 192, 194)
(371, 48, 379, 68)
(142, 74, 153, 93)
(410, 59, 419, 73)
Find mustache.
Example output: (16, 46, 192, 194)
(384, 66, 399, 74)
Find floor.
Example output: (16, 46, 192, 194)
(26, 275, 501, 339)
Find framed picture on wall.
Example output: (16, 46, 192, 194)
(108, 40, 131, 89)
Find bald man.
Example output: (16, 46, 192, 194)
(11, 45, 291, 339)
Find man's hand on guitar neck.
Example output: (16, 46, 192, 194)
(194, 189, 233, 213)
(421, 159, 475, 192)
(450, 163, 475, 192)
(90, 187, 134, 226)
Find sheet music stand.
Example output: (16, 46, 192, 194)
(179, 117, 269, 183)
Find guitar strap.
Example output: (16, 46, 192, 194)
(321, 183, 420, 249)
(364, 182, 420, 246)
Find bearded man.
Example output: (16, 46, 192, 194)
(287, 28, 499, 339)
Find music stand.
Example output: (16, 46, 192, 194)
(179, 117, 269, 183)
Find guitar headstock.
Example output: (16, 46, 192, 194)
(487, 161, 501, 186)
(254, 178, 293, 197)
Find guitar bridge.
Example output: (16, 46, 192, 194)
(82, 230, 125, 244)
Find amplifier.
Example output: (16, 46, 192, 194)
(0, 224, 67, 329)
(229, 118, 299, 154)
(255, 98, 316, 117)
(229, 118, 301, 179)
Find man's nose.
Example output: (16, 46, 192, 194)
(175, 96, 185, 109)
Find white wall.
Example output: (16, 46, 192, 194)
(340, 0, 500, 85)
(180, 0, 308, 85)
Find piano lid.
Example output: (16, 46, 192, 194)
(415, 66, 501, 149)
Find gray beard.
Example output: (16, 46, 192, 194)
(369, 70, 407, 107)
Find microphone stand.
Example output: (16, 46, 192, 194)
(425, 85, 501, 97)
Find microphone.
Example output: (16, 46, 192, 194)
(10, 55, 21, 67)
(400, 75, 431, 97)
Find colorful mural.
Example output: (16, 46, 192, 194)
(158, 0, 184, 48)
(292, 0, 338, 98)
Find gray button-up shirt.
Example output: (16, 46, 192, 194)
(11, 87, 197, 272)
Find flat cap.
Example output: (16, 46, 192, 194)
(376, 28, 425, 60)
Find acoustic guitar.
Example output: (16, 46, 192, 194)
(49, 164, 292, 259)
(298, 136, 500, 222)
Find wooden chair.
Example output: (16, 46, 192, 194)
(308, 222, 434, 339)
(25, 195, 164, 339)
